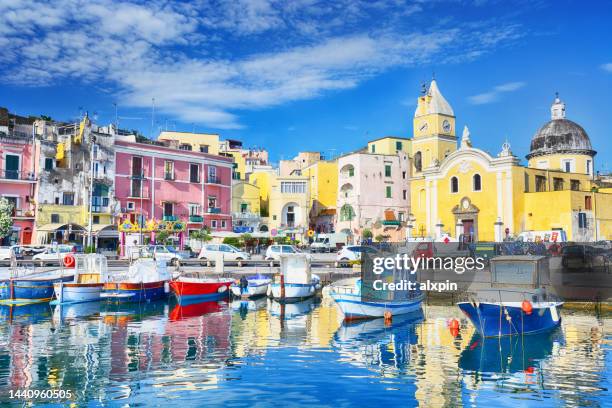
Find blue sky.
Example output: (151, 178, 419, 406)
(1, 0, 611, 171)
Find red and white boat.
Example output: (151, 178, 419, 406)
(169, 276, 233, 304)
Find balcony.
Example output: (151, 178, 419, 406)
(207, 207, 221, 214)
(1, 169, 37, 182)
(232, 212, 261, 221)
(189, 215, 203, 222)
(12, 209, 35, 219)
(207, 176, 221, 184)
(163, 215, 178, 221)
(127, 192, 149, 199)
(130, 172, 146, 179)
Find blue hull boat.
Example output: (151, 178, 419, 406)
(0, 274, 74, 305)
(457, 300, 563, 337)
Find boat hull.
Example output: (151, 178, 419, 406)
(101, 281, 168, 303)
(331, 291, 424, 320)
(457, 301, 562, 337)
(0, 275, 74, 305)
(170, 280, 232, 303)
(52, 282, 104, 304)
(230, 279, 270, 298)
(269, 282, 316, 301)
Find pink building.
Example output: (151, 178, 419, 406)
(0, 112, 37, 245)
(114, 139, 233, 245)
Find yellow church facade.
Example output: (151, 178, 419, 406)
(409, 82, 612, 242)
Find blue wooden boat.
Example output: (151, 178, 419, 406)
(101, 259, 170, 303)
(0, 272, 73, 305)
(458, 255, 563, 337)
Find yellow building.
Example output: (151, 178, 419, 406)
(231, 180, 263, 232)
(158, 131, 220, 155)
(367, 136, 411, 156)
(303, 160, 338, 232)
(409, 83, 612, 241)
(249, 168, 276, 217)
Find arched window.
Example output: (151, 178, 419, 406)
(450, 176, 459, 193)
(414, 152, 422, 172)
(340, 204, 355, 221)
(473, 174, 481, 191)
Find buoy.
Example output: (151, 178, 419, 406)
(307, 229, 315, 238)
(63, 254, 75, 268)
(521, 300, 533, 315)
(450, 318, 460, 330)
(384, 311, 392, 325)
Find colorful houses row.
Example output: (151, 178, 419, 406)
(1, 80, 612, 248)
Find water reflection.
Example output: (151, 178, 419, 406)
(0, 299, 608, 406)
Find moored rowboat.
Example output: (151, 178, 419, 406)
(170, 277, 233, 304)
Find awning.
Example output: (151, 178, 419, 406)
(319, 208, 336, 216)
(36, 223, 86, 232)
(89, 224, 118, 238)
(384, 210, 396, 221)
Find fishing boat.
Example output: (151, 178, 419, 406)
(52, 254, 109, 304)
(268, 254, 321, 301)
(0, 268, 73, 305)
(330, 277, 424, 320)
(230, 275, 271, 298)
(169, 276, 233, 304)
(101, 259, 171, 303)
(457, 255, 563, 337)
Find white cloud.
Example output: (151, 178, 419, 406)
(0, 0, 525, 128)
(601, 63, 612, 73)
(468, 81, 526, 105)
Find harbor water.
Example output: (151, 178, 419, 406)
(0, 296, 609, 407)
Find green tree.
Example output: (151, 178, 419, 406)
(191, 227, 212, 243)
(223, 237, 240, 247)
(374, 234, 390, 243)
(362, 228, 373, 239)
(0, 198, 14, 240)
(156, 230, 171, 245)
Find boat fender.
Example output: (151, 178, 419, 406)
(449, 318, 460, 330)
(384, 311, 392, 325)
(63, 254, 76, 268)
(521, 300, 533, 315)
(218, 285, 227, 293)
(164, 282, 170, 293)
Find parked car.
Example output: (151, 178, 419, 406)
(146, 245, 188, 265)
(0, 246, 24, 261)
(32, 245, 77, 265)
(20, 245, 46, 256)
(198, 244, 251, 262)
(336, 245, 378, 262)
(265, 244, 301, 261)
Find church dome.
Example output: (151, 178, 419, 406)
(526, 94, 596, 159)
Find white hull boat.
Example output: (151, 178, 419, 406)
(52, 255, 109, 305)
(230, 276, 271, 298)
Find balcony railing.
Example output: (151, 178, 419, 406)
(189, 215, 203, 222)
(163, 215, 177, 221)
(130, 172, 146, 179)
(207, 207, 221, 214)
(1, 169, 37, 181)
(207, 176, 221, 184)
(128, 192, 149, 199)
(232, 212, 260, 220)
(12, 208, 35, 218)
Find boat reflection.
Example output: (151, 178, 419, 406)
(0, 302, 51, 324)
(231, 297, 268, 320)
(332, 310, 424, 369)
(53, 301, 102, 323)
(268, 297, 319, 319)
(458, 329, 563, 375)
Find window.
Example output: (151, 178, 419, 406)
(396, 141, 403, 151)
(585, 196, 592, 210)
(450, 176, 458, 193)
(473, 174, 482, 191)
(51, 214, 60, 223)
(571, 180, 580, 191)
(127, 202, 135, 211)
(208, 166, 217, 183)
(179, 144, 192, 151)
(93, 162, 99, 178)
(524, 173, 530, 192)
(164, 161, 174, 180)
(93, 215, 100, 224)
(280, 181, 306, 194)
(190, 163, 199, 183)
(131, 179, 142, 197)
(340, 204, 355, 221)
(189, 204, 200, 216)
(414, 152, 422, 172)
(200, 145, 209, 153)
(132, 156, 142, 177)
(535, 175, 547, 192)
(386, 186, 392, 198)
(240, 203, 248, 213)
(403, 190, 407, 200)
(402, 171, 406, 179)
(221, 220, 227, 228)
(211, 220, 218, 229)
(4, 154, 19, 179)
(564, 161, 571, 172)
(163, 202, 173, 217)
(578, 212, 588, 229)
(586, 160, 592, 175)
(371, 144, 376, 153)
(398, 212, 405, 222)
(385, 164, 391, 177)
(44, 158, 54, 170)
(62, 192, 74, 205)
(348, 167, 354, 177)
(553, 177, 564, 191)
(208, 196, 217, 211)
(92, 144, 99, 160)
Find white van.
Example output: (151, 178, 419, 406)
(310, 233, 348, 253)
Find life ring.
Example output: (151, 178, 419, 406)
(307, 229, 315, 238)
(63, 254, 76, 268)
